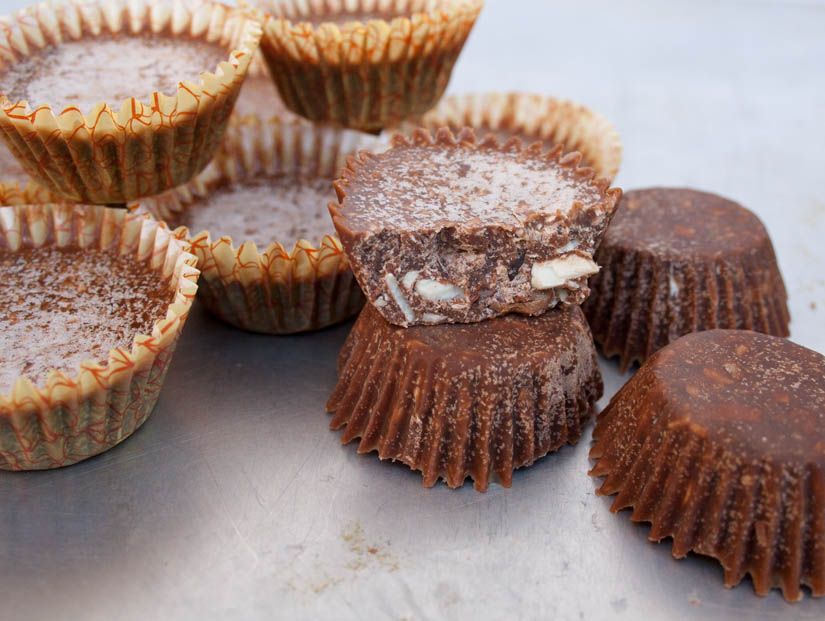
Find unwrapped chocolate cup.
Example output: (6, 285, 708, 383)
(0, 0, 262, 204)
(138, 116, 384, 334)
(254, 0, 483, 132)
(408, 92, 623, 181)
(327, 303, 603, 492)
(589, 330, 825, 601)
(583, 188, 790, 373)
(0, 204, 199, 470)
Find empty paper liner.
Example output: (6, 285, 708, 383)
(327, 303, 603, 492)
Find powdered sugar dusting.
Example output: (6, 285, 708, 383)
(1, 34, 227, 113)
(341, 145, 603, 230)
(174, 176, 336, 247)
(0, 246, 172, 392)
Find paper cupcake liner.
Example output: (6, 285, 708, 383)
(255, 0, 483, 131)
(327, 303, 603, 492)
(0, 180, 64, 206)
(406, 92, 623, 181)
(583, 243, 791, 373)
(0, 0, 263, 204)
(0, 204, 199, 470)
(138, 115, 385, 334)
(589, 337, 825, 601)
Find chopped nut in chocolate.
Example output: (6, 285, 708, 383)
(330, 127, 622, 327)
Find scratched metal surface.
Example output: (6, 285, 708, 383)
(2, 0, 825, 619)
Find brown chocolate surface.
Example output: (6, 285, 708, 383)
(172, 176, 335, 247)
(331, 128, 621, 327)
(584, 187, 790, 372)
(327, 303, 603, 491)
(1, 33, 228, 113)
(0, 246, 172, 391)
(603, 187, 774, 260)
(590, 329, 825, 601)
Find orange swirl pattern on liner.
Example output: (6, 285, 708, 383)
(0, 0, 262, 204)
(0, 204, 199, 470)
(138, 116, 385, 334)
(411, 92, 624, 182)
(256, 0, 483, 131)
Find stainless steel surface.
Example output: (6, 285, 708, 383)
(2, 0, 825, 619)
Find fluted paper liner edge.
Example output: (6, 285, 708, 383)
(0, 0, 263, 204)
(0, 203, 199, 470)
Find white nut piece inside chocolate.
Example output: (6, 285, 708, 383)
(414, 279, 464, 301)
(531, 255, 599, 290)
(385, 273, 415, 323)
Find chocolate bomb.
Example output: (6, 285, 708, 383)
(329, 127, 622, 327)
(584, 188, 790, 372)
(327, 303, 603, 492)
(589, 329, 825, 601)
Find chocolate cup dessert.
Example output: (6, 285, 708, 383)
(330, 127, 622, 327)
(328, 303, 603, 492)
(589, 330, 825, 601)
(408, 92, 623, 182)
(138, 116, 384, 334)
(0, 0, 262, 204)
(583, 188, 790, 373)
(254, 0, 483, 132)
(0, 204, 199, 471)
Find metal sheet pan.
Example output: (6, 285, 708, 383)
(2, 0, 824, 619)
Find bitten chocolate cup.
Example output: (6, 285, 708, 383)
(0, 204, 199, 470)
(408, 92, 623, 182)
(330, 127, 622, 327)
(138, 116, 384, 334)
(253, 0, 483, 132)
(0, 0, 262, 204)
(327, 303, 603, 492)
(583, 188, 790, 372)
(589, 330, 825, 601)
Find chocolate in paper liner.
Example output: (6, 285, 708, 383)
(582, 188, 790, 373)
(329, 126, 622, 327)
(138, 116, 384, 334)
(0, 204, 199, 470)
(407, 92, 623, 181)
(0, 0, 262, 204)
(589, 330, 825, 601)
(254, 0, 483, 132)
(327, 303, 603, 492)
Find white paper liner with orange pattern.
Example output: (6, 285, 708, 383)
(0, 0, 262, 204)
(404, 92, 623, 182)
(0, 204, 199, 470)
(137, 116, 385, 334)
(253, 0, 483, 132)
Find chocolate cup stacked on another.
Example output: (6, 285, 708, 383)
(583, 188, 790, 372)
(254, 0, 484, 132)
(589, 330, 825, 601)
(326, 126, 622, 490)
(0, 0, 262, 204)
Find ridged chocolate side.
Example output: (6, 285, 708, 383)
(583, 188, 790, 372)
(589, 330, 825, 601)
(327, 303, 603, 492)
